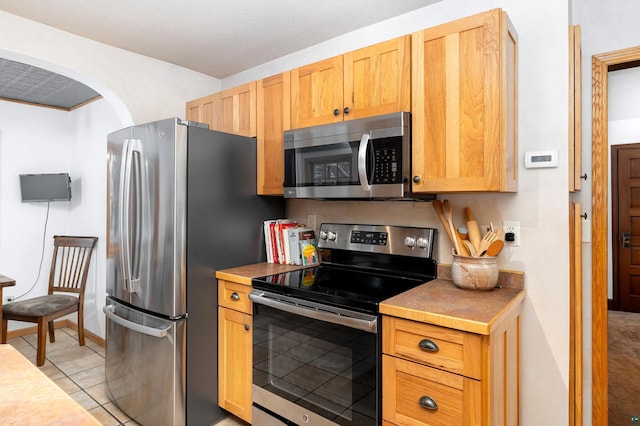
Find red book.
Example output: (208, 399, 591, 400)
(276, 220, 298, 264)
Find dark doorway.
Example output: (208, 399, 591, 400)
(612, 143, 640, 313)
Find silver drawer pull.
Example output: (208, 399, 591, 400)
(419, 338, 439, 352)
(419, 395, 438, 410)
(230, 292, 240, 301)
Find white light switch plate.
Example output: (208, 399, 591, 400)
(582, 219, 591, 243)
(307, 214, 317, 230)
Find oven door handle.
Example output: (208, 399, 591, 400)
(249, 292, 378, 333)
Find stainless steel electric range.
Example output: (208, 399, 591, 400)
(250, 223, 437, 425)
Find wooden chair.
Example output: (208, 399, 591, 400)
(1, 235, 98, 366)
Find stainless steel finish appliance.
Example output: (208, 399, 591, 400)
(105, 118, 284, 426)
(283, 112, 433, 200)
(250, 223, 437, 425)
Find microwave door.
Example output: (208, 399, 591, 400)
(291, 139, 370, 198)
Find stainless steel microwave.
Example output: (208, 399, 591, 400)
(284, 112, 433, 200)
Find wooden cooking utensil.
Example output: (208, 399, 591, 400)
(433, 200, 469, 256)
(465, 207, 482, 253)
(477, 231, 497, 255)
(442, 200, 460, 255)
(443, 200, 469, 256)
(485, 239, 504, 257)
(432, 200, 456, 247)
(463, 240, 477, 257)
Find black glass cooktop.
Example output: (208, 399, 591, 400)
(252, 263, 434, 314)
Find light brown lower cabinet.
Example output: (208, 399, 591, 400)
(217, 279, 252, 423)
(382, 312, 520, 425)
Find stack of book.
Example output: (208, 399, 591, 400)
(263, 219, 318, 265)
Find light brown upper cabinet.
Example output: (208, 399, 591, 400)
(257, 72, 290, 195)
(221, 81, 257, 137)
(569, 25, 582, 192)
(291, 35, 411, 129)
(185, 92, 221, 130)
(411, 9, 518, 193)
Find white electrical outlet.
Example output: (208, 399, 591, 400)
(502, 221, 520, 246)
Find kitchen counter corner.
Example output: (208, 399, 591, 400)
(379, 278, 525, 335)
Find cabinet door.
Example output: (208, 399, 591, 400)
(291, 56, 344, 129)
(186, 92, 221, 131)
(257, 72, 290, 195)
(344, 35, 411, 120)
(411, 9, 517, 192)
(569, 25, 582, 192)
(221, 82, 257, 137)
(218, 306, 252, 423)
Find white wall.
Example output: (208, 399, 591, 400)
(0, 102, 73, 298)
(67, 100, 123, 335)
(0, 98, 121, 338)
(227, 1, 572, 424)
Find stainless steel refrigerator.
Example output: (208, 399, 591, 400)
(104, 117, 284, 425)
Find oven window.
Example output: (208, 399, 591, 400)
(253, 304, 378, 425)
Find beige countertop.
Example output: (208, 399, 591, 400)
(216, 262, 525, 336)
(216, 262, 309, 284)
(379, 278, 525, 335)
(0, 344, 101, 425)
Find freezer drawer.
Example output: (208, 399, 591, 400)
(104, 298, 186, 426)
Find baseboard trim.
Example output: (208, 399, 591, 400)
(5, 319, 105, 348)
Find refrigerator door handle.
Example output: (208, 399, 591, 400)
(119, 139, 143, 293)
(103, 305, 171, 338)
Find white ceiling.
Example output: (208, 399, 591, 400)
(0, 0, 440, 79)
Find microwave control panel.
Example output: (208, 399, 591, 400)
(372, 138, 402, 184)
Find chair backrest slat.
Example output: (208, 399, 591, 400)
(48, 236, 98, 295)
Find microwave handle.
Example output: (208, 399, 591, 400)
(358, 133, 372, 192)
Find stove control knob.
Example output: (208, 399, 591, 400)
(319, 230, 328, 240)
(416, 237, 429, 249)
(404, 236, 416, 248)
(328, 231, 337, 241)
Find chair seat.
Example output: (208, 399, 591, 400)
(2, 294, 79, 317)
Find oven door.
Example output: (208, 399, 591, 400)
(250, 291, 380, 426)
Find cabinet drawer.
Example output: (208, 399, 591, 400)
(218, 280, 252, 314)
(382, 316, 482, 379)
(383, 355, 481, 426)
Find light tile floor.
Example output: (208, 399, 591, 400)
(7, 327, 247, 426)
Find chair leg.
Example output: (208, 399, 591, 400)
(48, 320, 55, 343)
(1, 317, 7, 344)
(77, 310, 85, 346)
(36, 318, 47, 366)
